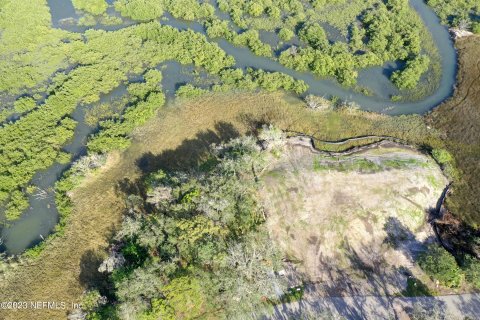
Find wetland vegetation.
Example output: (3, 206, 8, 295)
(0, 0, 480, 319)
(0, 0, 456, 251)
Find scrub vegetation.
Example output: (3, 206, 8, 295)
(87, 70, 166, 153)
(0, 0, 74, 96)
(114, 0, 164, 21)
(109, 0, 441, 92)
(87, 132, 287, 319)
(72, 0, 108, 15)
(427, 0, 480, 32)
(418, 244, 480, 289)
(1, 0, 480, 318)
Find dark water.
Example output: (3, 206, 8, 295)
(159, 1, 457, 115)
(0, 0, 457, 253)
(0, 84, 128, 253)
(46, 0, 457, 114)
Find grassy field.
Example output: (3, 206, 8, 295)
(0, 91, 445, 319)
(427, 36, 480, 229)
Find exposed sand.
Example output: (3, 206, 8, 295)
(260, 138, 449, 296)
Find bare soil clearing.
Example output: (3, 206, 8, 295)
(260, 138, 448, 296)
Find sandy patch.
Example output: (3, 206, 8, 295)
(260, 139, 448, 296)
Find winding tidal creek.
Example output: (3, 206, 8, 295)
(0, 0, 457, 254)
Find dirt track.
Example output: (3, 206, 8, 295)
(271, 292, 480, 319)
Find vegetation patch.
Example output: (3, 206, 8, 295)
(427, 36, 480, 228)
(427, 0, 480, 32)
(313, 155, 428, 173)
(72, 0, 108, 15)
(418, 244, 463, 288)
(83, 129, 289, 319)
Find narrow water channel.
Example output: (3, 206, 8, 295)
(0, 0, 458, 254)
(0, 63, 200, 254)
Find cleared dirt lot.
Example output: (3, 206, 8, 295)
(260, 138, 448, 296)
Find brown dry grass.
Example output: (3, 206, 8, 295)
(0, 91, 442, 319)
(0, 93, 277, 320)
(427, 36, 480, 228)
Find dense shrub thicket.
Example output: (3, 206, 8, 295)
(72, 0, 108, 15)
(418, 244, 463, 287)
(109, 0, 437, 89)
(392, 55, 431, 89)
(426, 0, 480, 32)
(418, 244, 480, 289)
(114, 0, 164, 21)
(208, 0, 433, 88)
(86, 130, 289, 319)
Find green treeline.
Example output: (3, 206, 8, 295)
(427, 0, 480, 32)
(114, 0, 164, 21)
(114, 0, 215, 21)
(85, 130, 288, 319)
(164, 0, 215, 21)
(217, 0, 307, 30)
(217, 68, 308, 93)
(418, 244, 480, 289)
(176, 67, 308, 98)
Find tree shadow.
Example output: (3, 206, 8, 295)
(266, 215, 477, 319)
(136, 121, 240, 174)
(381, 60, 406, 78)
(79, 249, 111, 295)
(113, 121, 241, 208)
(383, 216, 432, 261)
